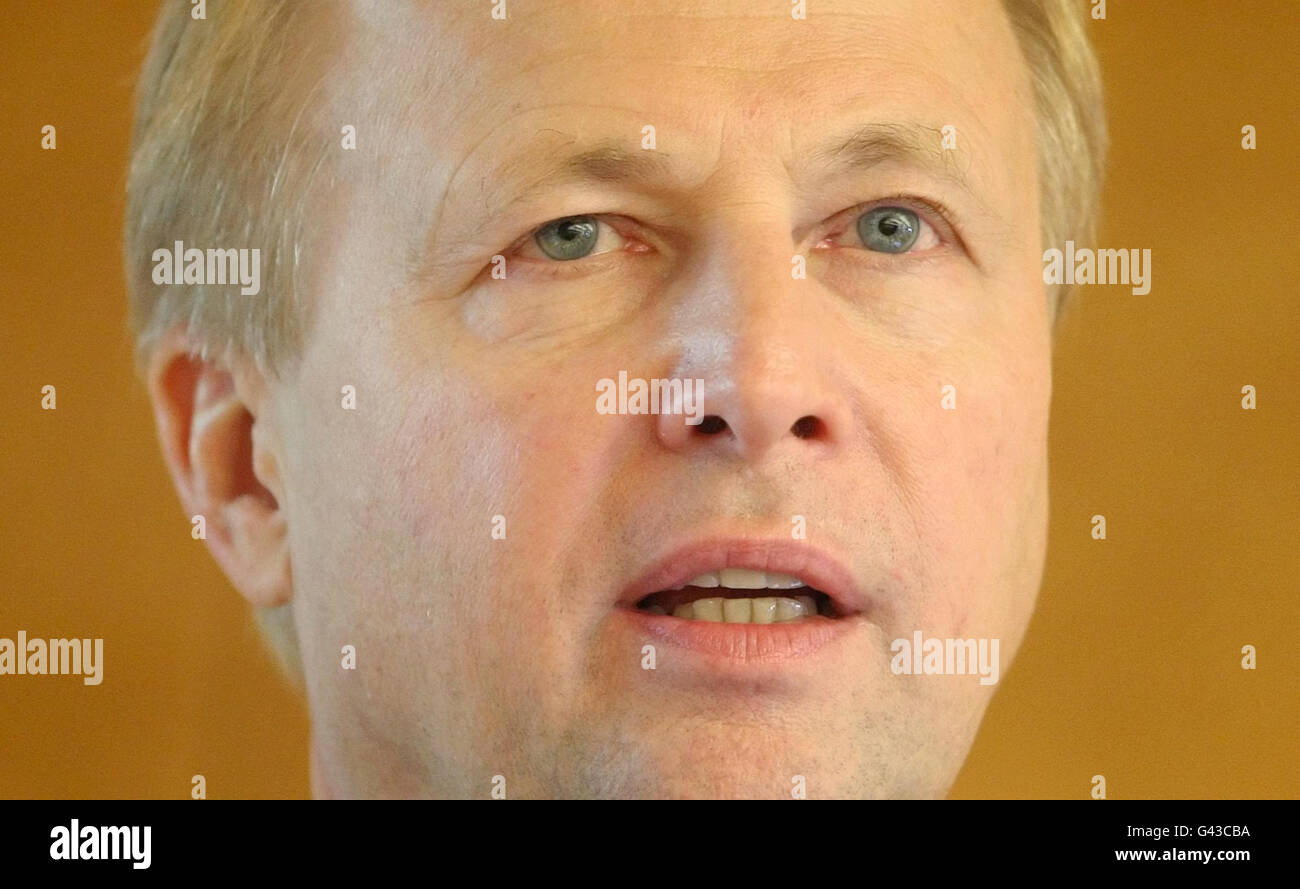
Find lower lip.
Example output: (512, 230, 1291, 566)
(614, 607, 860, 663)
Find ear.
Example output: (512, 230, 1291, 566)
(146, 327, 292, 607)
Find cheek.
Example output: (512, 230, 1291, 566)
(274, 353, 581, 735)
(375, 347, 625, 619)
(900, 327, 1051, 633)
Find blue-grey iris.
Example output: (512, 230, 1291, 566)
(535, 216, 599, 260)
(857, 207, 919, 253)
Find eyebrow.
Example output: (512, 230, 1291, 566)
(557, 143, 678, 184)
(807, 121, 975, 194)
(492, 122, 973, 206)
(485, 141, 680, 209)
(440, 140, 679, 250)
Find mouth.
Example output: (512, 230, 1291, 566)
(634, 570, 836, 623)
(616, 538, 866, 660)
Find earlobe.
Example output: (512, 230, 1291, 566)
(147, 328, 292, 608)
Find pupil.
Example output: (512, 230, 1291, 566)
(879, 217, 900, 236)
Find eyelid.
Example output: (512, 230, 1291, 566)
(507, 214, 633, 262)
(826, 195, 959, 250)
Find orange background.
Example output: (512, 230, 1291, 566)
(1, 0, 1296, 799)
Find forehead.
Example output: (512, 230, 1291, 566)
(356, 0, 1030, 150)
(341, 0, 1037, 271)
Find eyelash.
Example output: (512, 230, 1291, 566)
(501, 195, 960, 275)
(499, 217, 647, 281)
(823, 195, 959, 253)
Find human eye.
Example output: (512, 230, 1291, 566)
(817, 198, 955, 257)
(854, 205, 934, 253)
(516, 215, 627, 262)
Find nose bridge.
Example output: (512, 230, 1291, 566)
(709, 206, 800, 334)
(713, 219, 812, 393)
(656, 202, 848, 460)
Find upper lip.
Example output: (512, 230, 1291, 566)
(620, 537, 867, 616)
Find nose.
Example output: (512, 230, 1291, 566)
(656, 225, 852, 462)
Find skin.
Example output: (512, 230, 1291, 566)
(150, 0, 1050, 798)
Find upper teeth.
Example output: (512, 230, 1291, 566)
(676, 569, 807, 590)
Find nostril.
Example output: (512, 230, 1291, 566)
(696, 415, 728, 435)
(791, 415, 821, 439)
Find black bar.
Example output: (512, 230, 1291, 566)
(0, 801, 1285, 876)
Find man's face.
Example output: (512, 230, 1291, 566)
(275, 0, 1049, 798)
